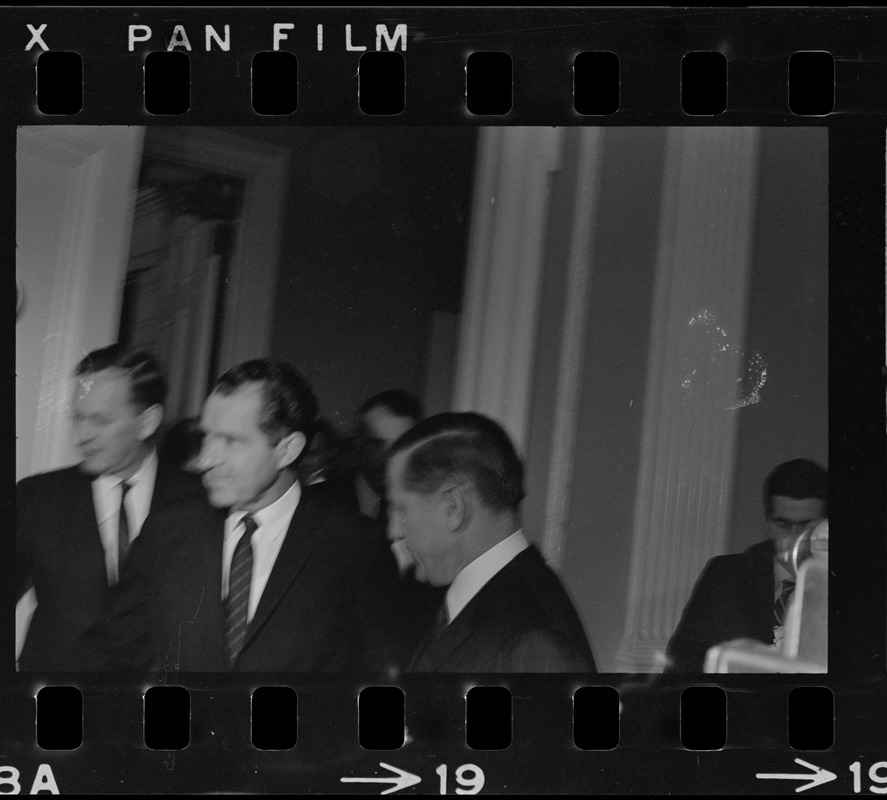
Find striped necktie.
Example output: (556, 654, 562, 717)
(773, 578, 796, 627)
(117, 481, 132, 580)
(225, 515, 258, 667)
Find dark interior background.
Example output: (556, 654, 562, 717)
(216, 126, 478, 431)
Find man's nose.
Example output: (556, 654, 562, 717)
(74, 421, 94, 445)
(195, 439, 218, 471)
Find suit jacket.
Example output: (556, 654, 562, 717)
(303, 471, 360, 514)
(76, 490, 403, 673)
(303, 480, 446, 668)
(16, 462, 204, 671)
(665, 539, 776, 672)
(409, 545, 597, 673)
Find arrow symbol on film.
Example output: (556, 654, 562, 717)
(341, 762, 422, 795)
(756, 758, 837, 792)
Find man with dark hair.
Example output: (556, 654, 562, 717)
(665, 458, 828, 672)
(307, 389, 423, 522)
(353, 389, 425, 520)
(304, 388, 443, 669)
(16, 344, 204, 670)
(78, 358, 400, 672)
(386, 412, 597, 673)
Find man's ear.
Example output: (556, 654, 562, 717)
(138, 404, 163, 441)
(441, 484, 468, 532)
(277, 431, 307, 470)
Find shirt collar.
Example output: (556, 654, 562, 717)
(446, 529, 530, 623)
(774, 553, 794, 584)
(227, 479, 302, 531)
(96, 449, 157, 489)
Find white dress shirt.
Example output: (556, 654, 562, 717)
(92, 450, 158, 584)
(773, 557, 794, 601)
(222, 480, 301, 624)
(446, 529, 530, 624)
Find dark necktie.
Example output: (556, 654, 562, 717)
(225, 515, 258, 667)
(117, 481, 132, 579)
(377, 496, 389, 525)
(773, 578, 796, 626)
(408, 601, 449, 671)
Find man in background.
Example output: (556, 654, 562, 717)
(327, 389, 425, 522)
(355, 390, 424, 520)
(302, 389, 443, 668)
(387, 412, 597, 673)
(16, 345, 204, 670)
(76, 358, 401, 672)
(665, 458, 828, 672)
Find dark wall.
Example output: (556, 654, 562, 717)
(728, 128, 829, 552)
(261, 127, 477, 431)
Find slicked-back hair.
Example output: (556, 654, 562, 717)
(763, 458, 828, 516)
(213, 358, 318, 449)
(359, 389, 424, 423)
(74, 344, 166, 410)
(389, 412, 525, 513)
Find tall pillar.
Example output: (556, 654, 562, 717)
(452, 127, 564, 452)
(615, 127, 761, 672)
(540, 127, 605, 569)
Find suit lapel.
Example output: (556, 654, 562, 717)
(150, 462, 175, 509)
(755, 540, 778, 633)
(199, 511, 227, 660)
(239, 494, 320, 654)
(151, 461, 200, 508)
(412, 550, 532, 671)
(65, 469, 108, 589)
(415, 603, 477, 671)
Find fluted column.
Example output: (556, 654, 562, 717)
(540, 127, 605, 569)
(615, 127, 761, 672)
(452, 127, 564, 452)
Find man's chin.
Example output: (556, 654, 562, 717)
(208, 494, 231, 510)
(203, 484, 232, 509)
(414, 563, 441, 586)
(78, 459, 104, 477)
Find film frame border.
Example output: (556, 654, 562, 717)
(2, 5, 886, 795)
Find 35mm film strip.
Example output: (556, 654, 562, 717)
(3, 6, 886, 796)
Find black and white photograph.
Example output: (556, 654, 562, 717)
(4, 6, 887, 796)
(15, 125, 827, 677)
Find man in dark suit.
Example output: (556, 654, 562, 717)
(16, 345, 204, 671)
(78, 358, 400, 672)
(316, 389, 425, 522)
(386, 412, 596, 673)
(665, 458, 828, 672)
(304, 389, 445, 670)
